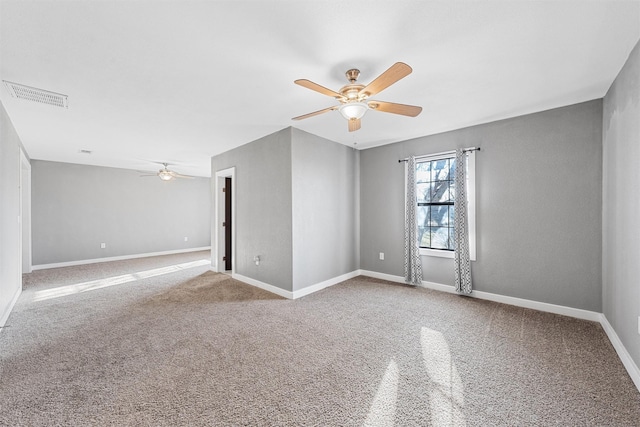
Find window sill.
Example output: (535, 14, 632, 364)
(420, 248, 454, 259)
(420, 248, 477, 261)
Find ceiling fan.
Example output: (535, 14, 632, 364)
(139, 162, 194, 181)
(292, 62, 422, 132)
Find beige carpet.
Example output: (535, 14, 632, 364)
(1, 251, 639, 426)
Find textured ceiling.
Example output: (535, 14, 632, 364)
(1, 1, 639, 177)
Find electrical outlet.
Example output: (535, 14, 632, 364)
(379, 252, 385, 260)
(184, 236, 188, 242)
(100, 243, 106, 249)
(637, 316, 640, 335)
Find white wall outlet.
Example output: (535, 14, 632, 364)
(100, 243, 106, 249)
(379, 252, 385, 260)
(637, 316, 640, 335)
(254, 255, 260, 266)
(184, 236, 188, 242)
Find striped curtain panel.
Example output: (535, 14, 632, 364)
(454, 149, 472, 294)
(404, 156, 423, 285)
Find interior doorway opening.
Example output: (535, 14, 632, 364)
(214, 167, 235, 275)
(223, 177, 232, 271)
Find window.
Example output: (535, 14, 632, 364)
(410, 151, 476, 260)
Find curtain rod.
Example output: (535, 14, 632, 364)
(397, 147, 480, 163)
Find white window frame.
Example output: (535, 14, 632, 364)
(406, 150, 476, 261)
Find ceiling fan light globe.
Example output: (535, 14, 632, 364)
(339, 102, 368, 120)
(159, 171, 173, 181)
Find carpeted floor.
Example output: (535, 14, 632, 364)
(1, 251, 639, 426)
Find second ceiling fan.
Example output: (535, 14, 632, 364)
(139, 162, 194, 181)
(292, 62, 422, 132)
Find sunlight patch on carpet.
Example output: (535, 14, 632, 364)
(421, 327, 466, 426)
(32, 259, 210, 302)
(364, 359, 399, 427)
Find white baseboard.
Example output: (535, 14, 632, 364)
(291, 270, 360, 299)
(358, 270, 601, 321)
(599, 314, 640, 392)
(232, 270, 360, 300)
(358, 269, 639, 393)
(233, 274, 293, 299)
(0, 286, 22, 331)
(470, 288, 602, 322)
(32, 246, 212, 271)
(358, 270, 457, 295)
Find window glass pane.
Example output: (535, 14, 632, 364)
(429, 205, 450, 227)
(431, 159, 449, 181)
(417, 206, 429, 228)
(416, 183, 430, 203)
(432, 182, 453, 203)
(430, 227, 450, 249)
(416, 162, 431, 183)
(430, 181, 447, 203)
(414, 155, 458, 252)
(418, 226, 430, 247)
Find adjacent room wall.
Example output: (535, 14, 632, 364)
(291, 128, 359, 291)
(31, 160, 211, 266)
(0, 101, 26, 326)
(210, 127, 360, 294)
(211, 128, 294, 291)
(603, 39, 640, 368)
(360, 100, 603, 312)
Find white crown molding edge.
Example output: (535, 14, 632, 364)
(32, 246, 212, 271)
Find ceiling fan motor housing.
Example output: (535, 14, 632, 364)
(340, 84, 366, 101)
(345, 68, 360, 83)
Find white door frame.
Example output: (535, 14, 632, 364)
(214, 167, 236, 274)
(19, 149, 31, 275)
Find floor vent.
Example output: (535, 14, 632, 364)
(3, 81, 68, 108)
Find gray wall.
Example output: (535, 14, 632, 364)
(0, 101, 25, 324)
(603, 39, 640, 367)
(32, 161, 211, 265)
(211, 128, 294, 291)
(361, 100, 603, 312)
(291, 128, 359, 291)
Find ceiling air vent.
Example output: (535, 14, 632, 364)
(3, 81, 68, 108)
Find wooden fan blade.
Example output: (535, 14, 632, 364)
(359, 62, 412, 98)
(292, 106, 337, 121)
(173, 173, 195, 179)
(348, 118, 361, 132)
(295, 79, 345, 100)
(368, 100, 422, 117)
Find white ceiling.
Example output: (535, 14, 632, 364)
(1, 1, 639, 177)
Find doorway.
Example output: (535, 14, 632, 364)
(214, 167, 235, 274)
(224, 177, 232, 271)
